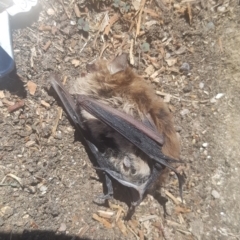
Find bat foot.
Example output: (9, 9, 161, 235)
(93, 193, 113, 205)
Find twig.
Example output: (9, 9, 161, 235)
(1, 173, 23, 188)
(52, 107, 63, 136)
(99, 42, 109, 58)
(79, 36, 91, 54)
(135, 0, 146, 40)
(60, 0, 70, 19)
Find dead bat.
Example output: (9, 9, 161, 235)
(49, 53, 184, 214)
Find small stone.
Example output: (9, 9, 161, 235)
(180, 109, 190, 116)
(25, 140, 35, 147)
(54, 131, 62, 140)
(47, 8, 55, 16)
(217, 6, 226, 12)
(22, 214, 29, 219)
(39, 185, 47, 193)
(211, 190, 220, 199)
(199, 82, 204, 89)
(210, 97, 217, 103)
(206, 22, 215, 31)
(183, 84, 192, 93)
(58, 223, 67, 232)
(180, 62, 190, 72)
(15, 220, 24, 227)
(215, 93, 224, 99)
(202, 142, 209, 148)
(0, 206, 14, 219)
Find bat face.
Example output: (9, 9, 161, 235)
(50, 53, 184, 215)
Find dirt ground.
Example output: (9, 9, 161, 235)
(0, 0, 240, 239)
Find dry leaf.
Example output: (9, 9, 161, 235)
(92, 213, 112, 229)
(99, 12, 109, 32)
(175, 206, 191, 214)
(27, 81, 37, 95)
(71, 59, 80, 67)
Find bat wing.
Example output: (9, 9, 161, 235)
(76, 94, 184, 199)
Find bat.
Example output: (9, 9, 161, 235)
(49, 53, 184, 215)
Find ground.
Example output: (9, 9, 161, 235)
(0, 0, 240, 239)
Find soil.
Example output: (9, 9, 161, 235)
(0, 0, 240, 239)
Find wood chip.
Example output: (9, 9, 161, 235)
(128, 220, 139, 236)
(129, 39, 135, 65)
(116, 219, 127, 236)
(74, 4, 81, 18)
(78, 224, 89, 237)
(164, 189, 181, 205)
(2, 99, 14, 106)
(0, 91, 5, 99)
(40, 100, 50, 108)
(25, 140, 35, 147)
(71, 59, 80, 67)
(139, 230, 144, 240)
(165, 58, 177, 67)
(51, 26, 58, 35)
(27, 81, 37, 95)
(39, 25, 52, 31)
(143, 8, 160, 18)
(139, 215, 158, 222)
(92, 213, 112, 229)
(52, 107, 63, 136)
(97, 210, 114, 219)
(47, 8, 55, 16)
(8, 100, 24, 113)
(175, 206, 191, 214)
(187, 3, 192, 25)
(43, 40, 52, 51)
(136, 0, 146, 40)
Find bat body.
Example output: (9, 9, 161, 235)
(50, 53, 183, 214)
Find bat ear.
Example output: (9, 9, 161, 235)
(107, 53, 128, 75)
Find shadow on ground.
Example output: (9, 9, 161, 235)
(0, 230, 91, 240)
